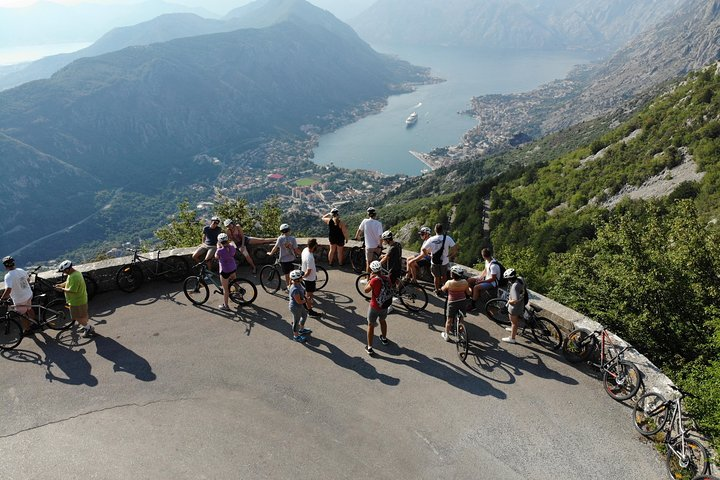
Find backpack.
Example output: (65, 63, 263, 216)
(492, 259, 507, 287)
(375, 274, 394, 309)
(431, 235, 447, 265)
(517, 277, 529, 305)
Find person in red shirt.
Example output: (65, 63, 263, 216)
(363, 260, 390, 355)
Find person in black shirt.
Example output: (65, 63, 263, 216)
(380, 230, 402, 286)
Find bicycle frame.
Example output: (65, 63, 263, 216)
(127, 249, 169, 277)
(662, 397, 694, 461)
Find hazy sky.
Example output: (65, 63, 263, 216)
(0, 0, 376, 19)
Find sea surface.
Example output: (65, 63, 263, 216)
(311, 44, 596, 176)
(0, 42, 91, 66)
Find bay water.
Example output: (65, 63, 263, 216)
(311, 44, 596, 176)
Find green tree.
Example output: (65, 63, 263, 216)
(155, 200, 203, 248)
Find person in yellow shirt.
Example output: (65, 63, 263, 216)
(55, 260, 95, 338)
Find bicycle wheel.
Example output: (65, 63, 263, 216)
(399, 281, 428, 312)
(562, 328, 597, 363)
(603, 359, 642, 401)
(690, 476, 720, 480)
(315, 265, 328, 291)
(229, 278, 257, 305)
(355, 273, 371, 300)
(667, 438, 709, 480)
(43, 299, 75, 330)
(183, 276, 209, 305)
(456, 317, 469, 362)
(0, 315, 23, 350)
(83, 273, 98, 300)
(633, 392, 669, 436)
(259, 265, 281, 294)
(162, 255, 189, 282)
(531, 316, 563, 351)
(115, 264, 143, 293)
(350, 247, 366, 274)
(485, 298, 511, 325)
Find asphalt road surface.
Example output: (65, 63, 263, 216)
(0, 267, 666, 479)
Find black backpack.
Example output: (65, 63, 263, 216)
(376, 275, 394, 309)
(517, 277, 529, 305)
(492, 259, 507, 287)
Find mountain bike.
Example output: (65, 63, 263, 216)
(182, 263, 257, 306)
(355, 270, 429, 312)
(562, 327, 642, 401)
(633, 385, 710, 480)
(0, 297, 73, 350)
(259, 254, 328, 294)
(28, 265, 98, 301)
(485, 302, 563, 351)
(115, 248, 189, 293)
(349, 240, 383, 274)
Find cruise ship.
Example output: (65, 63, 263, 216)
(405, 111, 418, 126)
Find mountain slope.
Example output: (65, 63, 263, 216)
(350, 0, 685, 52)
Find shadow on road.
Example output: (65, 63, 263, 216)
(31, 332, 98, 386)
(94, 334, 156, 381)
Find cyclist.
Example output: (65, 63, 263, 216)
(214, 233, 236, 311)
(379, 230, 402, 286)
(469, 248, 501, 310)
(223, 219, 274, 274)
(355, 207, 383, 275)
(268, 223, 301, 291)
(363, 260, 390, 355)
(440, 265, 471, 342)
(321, 208, 349, 267)
(0, 256, 36, 334)
(55, 260, 95, 338)
(405, 226, 432, 283)
(421, 223, 457, 295)
(288, 269, 312, 343)
(192, 216, 223, 269)
(300, 238, 322, 318)
(502, 268, 526, 345)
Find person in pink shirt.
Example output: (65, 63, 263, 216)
(214, 233, 237, 311)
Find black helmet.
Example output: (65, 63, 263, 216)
(2, 256, 14, 268)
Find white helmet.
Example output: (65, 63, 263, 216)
(223, 219, 234, 227)
(218, 233, 229, 243)
(381, 230, 393, 240)
(369, 260, 383, 273)
(450, 265, 465, 276)
(419, 226, 431, 235)
(280, 223, 290, 232)
(57, 260, 73, 272)
(503, 268, 517, 280)
(290, 269, 303, 280)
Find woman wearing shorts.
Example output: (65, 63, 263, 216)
(321, 208, 348, 266)
(215, 233, 237, 311)
(440, 265, 471, 342)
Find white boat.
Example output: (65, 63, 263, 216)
(405, 111, 418, 126)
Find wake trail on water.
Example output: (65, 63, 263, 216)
(413, 102, 423, 109)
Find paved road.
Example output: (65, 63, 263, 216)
(0, 267, 666, 479)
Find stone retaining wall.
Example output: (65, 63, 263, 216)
(2, 239, 675, 399)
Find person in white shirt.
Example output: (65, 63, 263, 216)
(469, 248, 501, 307)
(300, 239, 322, 318)
(1, 256, 36, 333)
(355, 207, 383, 274)
(421, 224, 458, 295)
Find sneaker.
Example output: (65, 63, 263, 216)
(379, 335, 389, 345)
(365, 345, 375, 355)
(219, 304, 230, 311)
(298, 328, 312, 335)
(505, 327, 513, 332)
(387, 306, 394, 314)
(441, 331, 451, 342)
(501, 337, 517, 344)
(82, 326, 96, 338)
(308, 309, 322, 318)
(392, 297, 402, 305)
(293, 335, 307, 343)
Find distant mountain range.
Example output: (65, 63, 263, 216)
(0, 0, 428, 262)
(350, 0, 686, 53)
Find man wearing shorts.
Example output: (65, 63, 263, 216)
(269, 223, 300, 291)
(421, 223, 457, 295)
(192, 216, 222, 269)
(405, 226, 432, 283)
(301, 238, 322, 318)
(355, 207, 383, 275)
(1, 256, 35, 334)
(55, 260, 95, 338)
(469, 248, 501, 308)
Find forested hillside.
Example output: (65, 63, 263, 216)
(383, 64, 720, 447)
